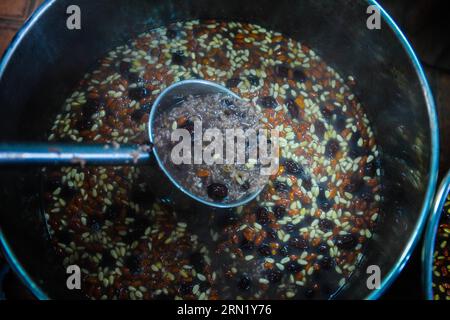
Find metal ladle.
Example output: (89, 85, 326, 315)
(0, 80, 265, 208)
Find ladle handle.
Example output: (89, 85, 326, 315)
(0, 143, 152, 166)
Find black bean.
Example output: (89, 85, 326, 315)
(286, 261, 302, 273)
(81, 99, 99, 119)
(364, 161, 377, 177)
(284, 159, 304, 177)
(256, 207, 270, 225)
(275, 65, 289, 78)
(226, 78, 241, 88)
(258, 243, 272, 257)
(360, 186, 373, 202)
(334, 112, 347, 132)
(119, 61, 132, 76)
(238, 274, 252, 291)
(179, 282, 193, 295)
(60, 185, 77, 199)
(320, 256, 333, 270)
(125, 255, 141, 275)
(325, 139, 340, 158)
(266, 269, 282, 283)
(334, 234, 357, 250)
(289, 237, 308, 250)
(171, 51, 186, 65)
(286, 98, 299, 119)
(220, 98, 234, 108)
(207, 183, 228, 201)
(129, 87, 150, 101)
(131, 108, 146, 122)
(240, 239, 254, 252)
(318, 219, 334, 232)
(258, 96, 278, 109)
(293, 69, 307, 82)
(273, 205, 286, 219)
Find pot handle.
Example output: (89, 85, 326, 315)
(0, 143, 152, 166)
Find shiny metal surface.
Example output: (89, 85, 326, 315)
(0, 0, 439, 299)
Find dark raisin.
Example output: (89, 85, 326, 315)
(207, 183, 228, 201)
(258, 243, 272, 257)
(284, 223, 295, 233)
(325, 139, 340, 158)
(317, 244, 329, 256)
(100, 251, 115, 268)
(314, 120, 326, 139)
(119, 61, 132, 76)
(60, 185, 76, 199)
(266, 228, 277, 240)
(286, 261, 303, 273)
(171, 51, 186, 65)
(189, 252, 205, 272)
(131, 108, 146, 122)
(247, 75, 260, 86)
(240, 239, 254, 252)
(76, 117, 93, 132)
(129, 87, 150, 101)
(318, 219, 334, 231)
(284, 159, 304, 177)
(166, 27, 179, 39)
(286, 98, 299, 120)
(304, 287, 315, 299)
(238, 275, 252, 291)
(256, 207, 270, 225)
(344, 176, 363, 193)
(57, 230, 72, 244)
(274, 181, 290, 193)
(275, 65, 289, 78)
(320, 256, 333, 270)
(89, 217, 102, 232)
(273, 205, 286, 219)
(125, 255, 141, 275)
(299, 215, 313, 228)
(179, 119, 195, 136)
(293, 69, 307, 82)
(289, 237, 308, 250)
(81, 99, 99, 119)
(334, 234, 357, 250)
(179, 282, 193, 295)
(266, 269, 282, 283)
(226, 78, 241, 88)
(364, 161, 377, 176)
(258, 96, 278, 109)
(360, 186, 373, 202)
(105, 204, 120, 221)
(302, 176, 312, 190)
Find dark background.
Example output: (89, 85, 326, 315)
(0, 0, 449, 299)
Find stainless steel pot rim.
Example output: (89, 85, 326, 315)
(422, 171, 450, 300)
(0, 0, 439, 300)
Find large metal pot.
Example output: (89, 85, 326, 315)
(0, 0, 439, 299)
